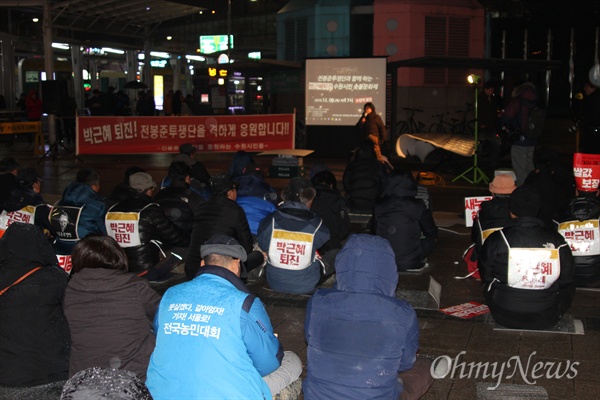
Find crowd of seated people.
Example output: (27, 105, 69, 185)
(4, 141, 595, 399)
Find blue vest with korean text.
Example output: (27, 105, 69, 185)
(146, 273, 271, 399)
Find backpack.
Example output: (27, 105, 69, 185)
(523, 107, 546, 139)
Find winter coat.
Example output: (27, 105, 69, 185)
(480, 216, 576, 329)
(343, 150, 385, 213)
(356, 110, 386, 141)
(185, 195, 254, 279)
(153, 180, 204, 238)
(0, 173, 19, 212)
(555, 194, 600, 286)
(310, 184, 350, 250)
(471, 196, 511, 261)
(2, 188, 54, 237)
(257, 202, 330, 294)
(146, 265, 283, 399)
(54, 182, 107, 255)
(373, 172, 438, 270)
(108, 191, 187, 273)
(25, 90, 43, 121)
(0, 223, 70, 387)
(237, 196, 276, 236)
(63, 268, 161, 379)
(304, 234, 419, 400)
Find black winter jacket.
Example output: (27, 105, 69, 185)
(185, 195, 253, 279)
(471, 196, 511, 261)
(343, 152, 385, 213)
(555, 194, 600, 286)
(480, 216, 575, 329)
(311, 184, 350, 251)
(373, 172, 438, 270)
(3, 188, 55, 236)
(109, 191, 187, 273)
(0, 223, 70, 387)
(153, 180, 204, 238)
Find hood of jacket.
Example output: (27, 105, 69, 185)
(0, 222, 57, 271)
(334, 234, 398, 297)
(62, 182, 101, 206)
(382, 171, 417, 198)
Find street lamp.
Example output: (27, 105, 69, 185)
(452, 74, 489, 184)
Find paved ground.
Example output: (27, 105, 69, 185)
(1, 115, 599, 399)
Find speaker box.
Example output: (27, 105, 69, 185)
(41, 80, 66, 114)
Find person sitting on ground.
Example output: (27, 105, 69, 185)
(310, 168, 350, 275)
(304, 234, 433, 400)
(153, 161, 204, 239)
(343, 140, 386, 214)
(106, 172, 187, 281)
(0, 156, 20, 212)
(50, 168, 107, 257)
(146, 234, 303, 399)
(468, 174, 517, 272)
(172, 143, 210, 197)
(372, 169, 438, 272)
(480, 184, 576, 329)
(1, 168, 54, 239)
(234, 162, 278, 237)
(105, 166, 146, 208)
(0, 223, 70, 388)
(63, 234, 161, 380)
(555, 173, 600, 288)
(185, 173, 262, 280)
(229, 150, 262, 179)
(257, 177, 331, 294)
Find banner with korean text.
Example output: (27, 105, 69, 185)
(573, 152, 600, 192)
(76, 114, 295, 155)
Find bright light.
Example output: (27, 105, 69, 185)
(185, 55, 206, 62)
(212, 10, 216, 14)
(218, 78, 225, 85)
(150, 51, 171, 59)
(166, 36, 172, 41)
(32, 18, 39, 22)
(52, 42, 70, 50)
(102, 47, 124, 54)
(467, 74, 481, 84)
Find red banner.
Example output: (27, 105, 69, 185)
(573, 153, 600, 192)
(76, 114, 295, 155)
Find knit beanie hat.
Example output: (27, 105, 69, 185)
(509, 185, 541, 217)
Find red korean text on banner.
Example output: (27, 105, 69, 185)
(573, 153, 600, 192)
(76, 114, 295, 155)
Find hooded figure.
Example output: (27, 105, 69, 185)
(0, 223, 70, 387)
(373, 170, 438, 271)
(304, 234, 421, 400)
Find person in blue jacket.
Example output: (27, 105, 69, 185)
(257, 177, 330, 294)
(146, 234, 302, 399)
(51, 168, 107, 256)
(304, 234, 433, 400)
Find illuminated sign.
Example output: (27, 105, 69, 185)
(150, 59, 167, 68)
(248, 52, 261, 60)
(208, 67, 228, 78)
(199, 35, 234, 54)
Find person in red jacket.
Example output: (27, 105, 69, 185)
(25, 89, 43, 121)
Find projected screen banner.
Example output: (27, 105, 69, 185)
(76, 114, 295, 155)
(305, 57, 386, 126)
